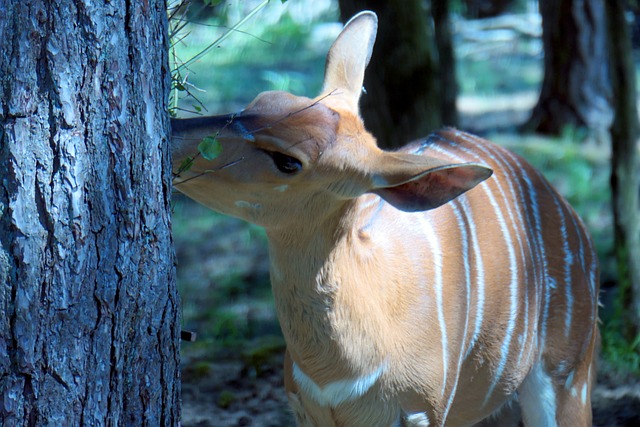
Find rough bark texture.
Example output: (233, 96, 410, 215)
(0, 1, 180, 425)
(607, 0, 640, 335)
(338, 0, 457, 149)
(526, 0, 613, 139)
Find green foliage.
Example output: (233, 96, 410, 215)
(190, 360, 213, 378)
(601, 243, 640, 375)
(182, 268, 273, 350)
(217, 390, 237, 408)
(602, 325, 640, 375)
(209, 310, 248, 347)
(169, 1, 337, 112)
(177, 156, 194, 175)
(241, 336, 286, 377)
(601, 303, 640, 375)
(457, 50, 542, 96)
(168, 0, 274, 115)
(174, 199, 274, 357)
(198, 135, 223, 160)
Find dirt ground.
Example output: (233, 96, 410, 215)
(180, 352, 640, 426)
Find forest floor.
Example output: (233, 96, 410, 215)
(180, 352, 640, 427)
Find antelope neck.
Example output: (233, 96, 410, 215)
(266, 198, 390, 383)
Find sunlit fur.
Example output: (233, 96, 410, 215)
(172, 11, 599, 427)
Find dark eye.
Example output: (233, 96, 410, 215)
(266, 151, 302, 175)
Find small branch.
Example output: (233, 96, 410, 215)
(173, 157, 245, 186)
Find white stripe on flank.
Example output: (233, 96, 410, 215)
(574, 211, 598, 330)
(538, 174, 574, 338)
(292, 360, 387, 407)
(466, 139, 533, 367)
(360, 198, 385, 232)
(423, 145, 485, 358)
(568, 213, 587, 279)
(358, 194, 382, 211)
(418, 214, 449, 399)
(503, 151, 548, 351)
(458, 196, 486, 358)
(441, 201, 472, 422)
(428, 139, 519, 406)
(477, 179, 518, 407)
(567, 211, 595, 329)
(588, 233, 598, 295)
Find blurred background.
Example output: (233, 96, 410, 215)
(169, 0, 640, 425)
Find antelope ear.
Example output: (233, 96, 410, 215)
(321, 11, 378, 112)
(370, 154, 493, 212)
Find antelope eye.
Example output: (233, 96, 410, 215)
(266, 151, 302, 175)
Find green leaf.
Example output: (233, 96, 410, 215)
(198, 136, 223, 160)
(178, 156, 194, 173)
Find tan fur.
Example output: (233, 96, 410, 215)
(172, 11, 599, 427)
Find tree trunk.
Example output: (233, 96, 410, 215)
(0, 1, 180, 425)
(432, 0, 459, 128)
(525, 0, 613, 139)
(463, 0, 515, 18)
(607, 0, 640, 336)
(338, 0, 457, 149)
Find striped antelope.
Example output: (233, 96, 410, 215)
(171, 11, 599, 427)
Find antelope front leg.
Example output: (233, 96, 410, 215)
(284, 350, 330, 427)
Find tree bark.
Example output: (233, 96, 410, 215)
(338, 0, 457, 149)
(432, 0, 459, 128)
(607, 0, 640, 336)
(0, 1, 180, 425)
(462, 0, 515, 18)
(525, 0, 613, 139)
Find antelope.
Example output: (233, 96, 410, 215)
(171, 11, 599, 427)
